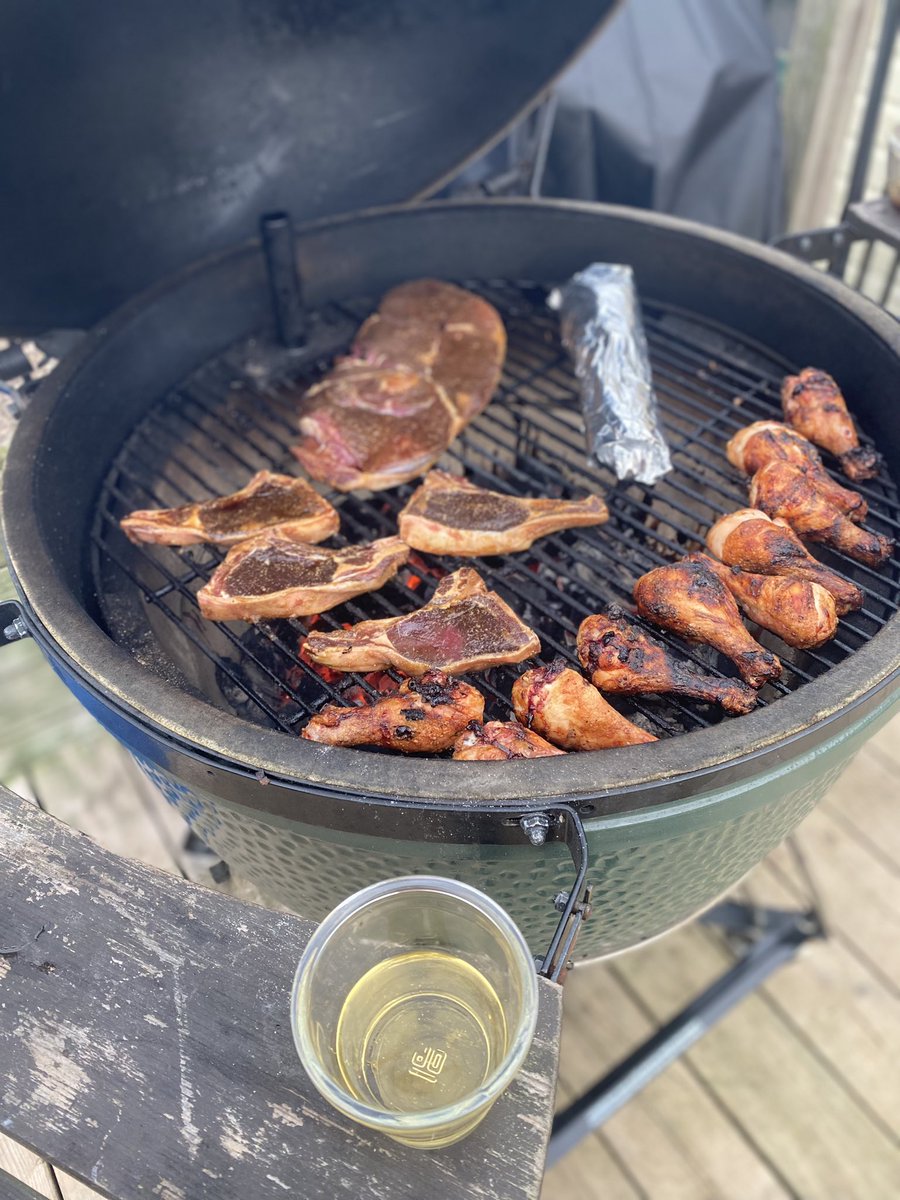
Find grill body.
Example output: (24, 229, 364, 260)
(5, 201, 900, 957)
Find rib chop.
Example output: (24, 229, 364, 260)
(292, 281, 506, 492)
(452, 721, 565, 760)
(397, 470, 608, 556)
(301, 671, 484, 753)
(303, 567, 540, 675)
(197, 534, 409, 621)
(120, 471, 338, 547)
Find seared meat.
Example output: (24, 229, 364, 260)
(511, 660, 656, 750)
(726, 421, 867, 521)
(292, 281, 506, 491)
(781, 367, 883, 480)
(706, 509, 864, 615)
(687, 553, 837, 649)
(197, 534, 409, 621)
(633, 559, 782, 689)
(397, 470, 608, 556)
(303, 567, 540, 675)
(120, 471, 339, 547)
(749, 461, 893, 567)
(452, 720, 565, 760)
(577, 608, 758, 715)
(351, 279, 507, 423)
(301, 671, 483, 753)
(294, 366, 458, 493)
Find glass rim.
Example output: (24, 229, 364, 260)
(290, 875, 539, 1132)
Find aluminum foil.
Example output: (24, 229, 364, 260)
(548, 263, 672, 485)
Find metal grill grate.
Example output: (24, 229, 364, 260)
(91, 282, 900, 747)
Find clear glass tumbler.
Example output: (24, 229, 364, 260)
(291, 876, 539, 1149)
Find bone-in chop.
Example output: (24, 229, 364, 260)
(781, 367, 883, 481)
(303, 567, 540, 675)
(577, 608, 758, 714)
(749, 461, 894, 568)
(726, 421, 867, 521)
(293, 280, 506, 491)
(397, 470, 608, 556)
(197, 534, 409, 621)
(452, 720, 565, 760)
(120, 471, 339, 547)
(687, 553, 837, 649)
(301, 671, 484, 753)
(633, 558, 782, 689)
(511, 660, 656, 749)
(706, 509, 864, 615)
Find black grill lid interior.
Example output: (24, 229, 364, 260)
(0, 0, 613, 334)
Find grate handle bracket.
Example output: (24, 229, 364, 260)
(260, 211, 307, 349)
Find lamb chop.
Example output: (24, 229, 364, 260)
(301, 671, 483, 753)
(687, 553, 837, 649)
(706, 509, 864, 615)
(781, 367, 883, 481)
(303, 567, 540, 675)
(726, 421, 867, 521)
(511, 660, 656, 750)
(397, 470, 608, 556)
(292, 281, 506, 491)
(577, 608, 758, 715)
(633, 559, 782, 689)
(197, 534, 409, 621)
(749, 461, 893, 568)
(120, 471, 339, 547)
(452, 721, 565, 760)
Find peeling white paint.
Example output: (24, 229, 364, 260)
(144, 1014, 168, 1028)
(269, 1101, 304, 1128)
(153, 1180, 186, 1200)
(220, 1110, 250, 1160)
(0, 959, 10, 982)
(266, 1174, 291, 1190)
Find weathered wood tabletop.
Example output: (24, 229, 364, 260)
(0, 786, 562, 1200)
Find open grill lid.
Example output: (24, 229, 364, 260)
(0, 0, 613, 333)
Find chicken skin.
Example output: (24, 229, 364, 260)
(633, 559, 782, 689)
(511, 660, 656, 750)
(781, 367, 883, 481)
(749, 461, 893, 568)
(301, 671, 484, 753)
(706, 509, 864, 615)
(687, 553, 837, 649)
(577, 608, 758, 715)
(452, 720, 565, 760)
(726, 421, 867, 521)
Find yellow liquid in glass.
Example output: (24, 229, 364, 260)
(335, 950, 508, 1113)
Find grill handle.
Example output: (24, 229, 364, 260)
(530, 805, 592, 983)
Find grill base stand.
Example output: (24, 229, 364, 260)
(547, 899, 825, 1167)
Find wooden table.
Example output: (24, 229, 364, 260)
(0, 786, 562, 1200)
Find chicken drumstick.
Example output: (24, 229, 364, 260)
(687, 553, 837, 649)
(706, 509, 863, 615)
(749, 461, 893, 568)
(633, 558, 782, 688)
(726, 421, 866, 521)
(511, 660, 656, 750)
(577, 609, 758, 715)
(781, 367, 883, 481)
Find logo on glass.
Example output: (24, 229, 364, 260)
(409, 1047, 447, 1083)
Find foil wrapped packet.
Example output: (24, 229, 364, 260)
(548, 264, 671, 486)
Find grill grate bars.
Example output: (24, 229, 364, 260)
(92, 283, 900, 748)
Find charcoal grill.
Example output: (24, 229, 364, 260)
(4, 200, 900, 959)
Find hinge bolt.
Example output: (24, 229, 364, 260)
(2, 616, 29, 643)
(553, 891, 570, 912)
(520, 813, 551, 847)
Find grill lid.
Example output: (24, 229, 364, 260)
(0, 0, 613, 334)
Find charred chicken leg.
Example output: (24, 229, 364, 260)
(302, 671, 484, 753)
(706, 509, 864, 615)
(781, 367, 883, 481)
(577, 608, 758, 714)
(749, 461, 893, 568)
(633, 559, 782, 688)
(726, 421, 867, 521)
(687, 553, 837, 649)
(511, 659, 656, 750)
(452, 720, 565, 760)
